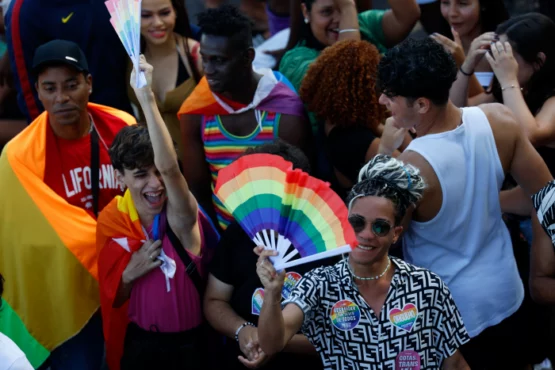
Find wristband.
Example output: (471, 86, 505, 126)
(459, 65, 473, 76)
(235, 322, 255, 342)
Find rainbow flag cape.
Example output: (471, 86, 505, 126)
(178, 69, 305, 117)
(0, 103, 134, 368)
(97, 191, 219, 370)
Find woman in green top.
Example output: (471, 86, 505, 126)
(280, 0, 421, 93)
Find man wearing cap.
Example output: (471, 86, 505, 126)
(0, 40, 135, 370)
(4, 0, 133, 123)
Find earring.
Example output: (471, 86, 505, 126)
(89, 89, 92, 93)
(304, 18, 309, 24)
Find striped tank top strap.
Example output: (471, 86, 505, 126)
(203, 111, 281, 230)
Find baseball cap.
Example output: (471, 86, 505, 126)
(32, 39, 89, 75)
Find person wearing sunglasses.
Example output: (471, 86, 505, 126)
(254, 154, 471, 369)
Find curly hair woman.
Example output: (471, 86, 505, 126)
(300, 40, 409, 194)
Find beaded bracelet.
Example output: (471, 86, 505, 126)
(501, 84, 522, 91)
(235, 322, 255, 342)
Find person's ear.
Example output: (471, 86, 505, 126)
(301, 3, 310, 23)
(392, 225, 403, 244)
(115, 169, 125, 187)
(415, 98, 431, 114)
(86, 73, 93, 95)
(535, 52, 546, 71)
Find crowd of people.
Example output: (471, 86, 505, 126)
(1, 0, 555, 369)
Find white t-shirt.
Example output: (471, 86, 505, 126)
(0, 332, 33, 370)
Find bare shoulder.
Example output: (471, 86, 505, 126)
(478, 103, 519, 130)
(399, 149, 433, 173)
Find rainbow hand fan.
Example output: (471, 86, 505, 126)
(105, 0, 147, 88)
(215, 154, 357, 270)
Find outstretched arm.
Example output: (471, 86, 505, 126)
(255, 248, 305, 356)
(132, 56, 200, 253)
(381, 0, 420, 47)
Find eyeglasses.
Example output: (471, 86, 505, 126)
(348, 214, 392, 237)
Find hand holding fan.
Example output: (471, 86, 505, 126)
(215, 154, 357, 270)
(105, 0, 147, 88)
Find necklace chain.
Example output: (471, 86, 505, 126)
(347, 257, 391, 281)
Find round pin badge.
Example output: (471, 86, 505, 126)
(282, 271, 302, 300)
(330, 300, 361, 331)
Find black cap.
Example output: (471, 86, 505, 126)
(32, 40, 89, 75)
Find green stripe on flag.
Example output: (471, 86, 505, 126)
(0, 298, 49, 368)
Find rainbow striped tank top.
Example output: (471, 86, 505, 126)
(202, 111, 280, 230)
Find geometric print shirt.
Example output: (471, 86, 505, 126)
(282, 257, 470, 370)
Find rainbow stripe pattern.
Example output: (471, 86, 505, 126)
(203, 112, 280, 230)
(105, 0, 146, 88)
(215, 154, 357, 270)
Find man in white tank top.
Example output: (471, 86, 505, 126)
(375, 38, 554, 369)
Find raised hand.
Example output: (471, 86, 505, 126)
(486, 41, 519, 86)
(461, 32, 497, 75)
(430, 28, 465, 67)
(130, 54, 153, 92)
(122, 239, 163, 284)
(379, 117, 410, 155)
(254, 246, 286, 294)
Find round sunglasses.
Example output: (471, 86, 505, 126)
(348, 214, 392, 237)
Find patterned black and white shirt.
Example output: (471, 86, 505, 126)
(283, 257, 470, 370)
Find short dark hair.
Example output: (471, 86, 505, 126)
(35, 63, 89, 80)
(197, 4, 253, 50)
(243, 139, 311, 174)
(378, 38, 457, 106)
(109, 125, 155, 173)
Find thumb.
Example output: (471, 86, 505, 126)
(451, 28, 462, 46)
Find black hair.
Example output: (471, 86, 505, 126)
(346, 155, 425, 225)
(35, 63, 89, 79)
(490, 13, 555, 114)
(109, 124, 155, 173)
(242, 139, 311, 173)
(197, 4, 253, 51)
(140, 0, 200, 83)
(377, 38, 457, 106)
(479, 0, 510, 33)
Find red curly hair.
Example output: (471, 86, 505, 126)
(300, 40, 387, 131)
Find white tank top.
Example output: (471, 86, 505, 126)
(403, 107, 524, 337)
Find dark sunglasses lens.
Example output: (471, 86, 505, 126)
(348, 215, 366, 232)
(372, 220, 391, 236)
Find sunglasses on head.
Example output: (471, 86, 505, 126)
(348, 214, 392, 237)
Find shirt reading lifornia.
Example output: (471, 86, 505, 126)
(283, 257, 470, 370)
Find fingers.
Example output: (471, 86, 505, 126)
(451, 28, 462, 46)
(257, 255, 278, 278)
(485, 51, 495, 68)
(146, 240, 162, 254)
(504, 41, 513, 56)
(238, 355, 262, 369)
(149, 246, 162, 261)
(253, 245, 265, 256)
